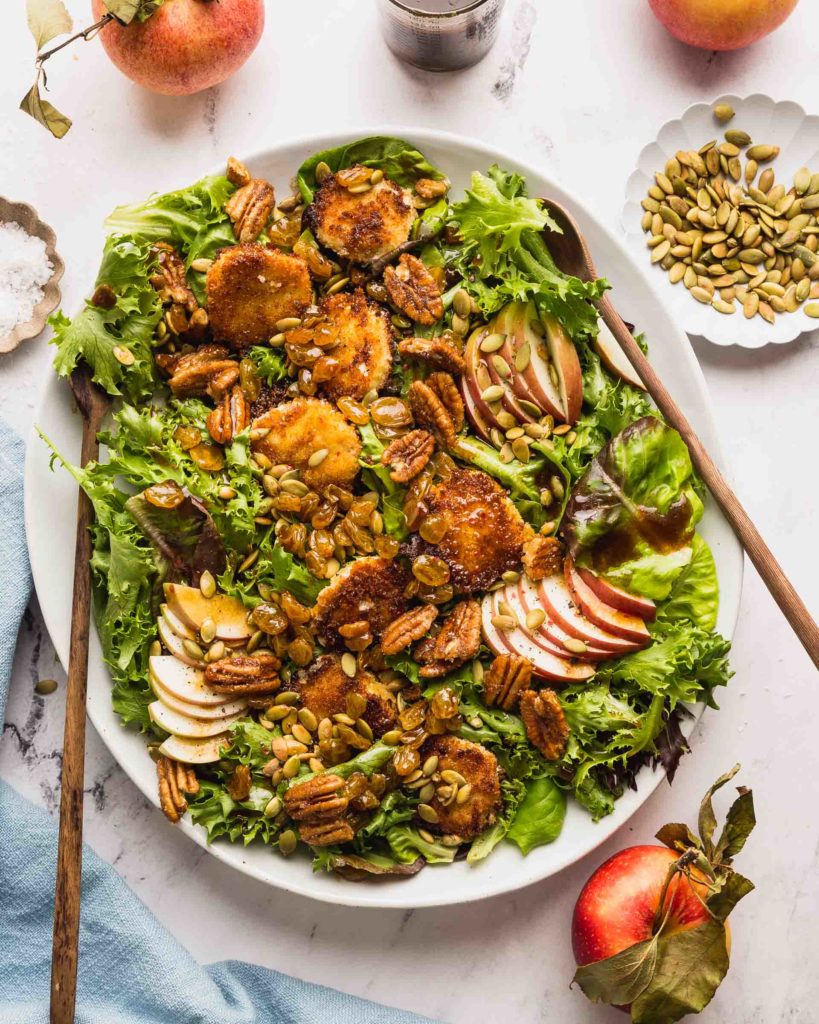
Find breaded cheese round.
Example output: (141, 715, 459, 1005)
(251, 397, 361, 492)
(317, 290, 394, 401)
(308, 170, 416, 263)
(419, 735, 502, 840)
(296, 654, 397, 738)
(313, 556, 411, 648)
(207, 243, 313, 349)
(419, 468, 531, 593)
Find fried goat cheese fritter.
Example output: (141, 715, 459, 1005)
(307, 169, 416, 263)
(317, 290, 394, 402)
(313, 556, 411, 648)
(251, 397, 361, 492)
(420, 736, 502, 841)
(418, 468, 531, 593)
(206, 243, 313, 349)
(296, 654, 397, 738)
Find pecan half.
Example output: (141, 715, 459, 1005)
(227, 764, 252, 801)
(483, 654, 532, 711)
(520, 689, 569, 760)
(298, 819, 355, 847)
(426, 371, 464, 432)
(427, 599, 481, 663)
(207, 386, 250, 444)
(205, 652, 281, 696)
(227, 156, 252, 188)
(522, 536, 564, 581)
(381, 604, 439, 656)
(415, 178, 449, 200)
(226, 179, 276, 243)
(284, 773, 349, 821)
(167, 345, 239, 399)
(408, 379, 457, 449)
(156, 756, 199, 823)
(381, 429, 435, 483)
(397, 334, 466, 375)
(151, 242, 198, 312)
(383, 254, 444, 325)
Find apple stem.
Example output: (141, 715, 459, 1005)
(35, 14, 116, 70)
(651, 849, 696, 936)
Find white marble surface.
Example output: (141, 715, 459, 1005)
(2, 1, 818, 1021)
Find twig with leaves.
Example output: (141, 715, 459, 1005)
(20, 0, 164, 138)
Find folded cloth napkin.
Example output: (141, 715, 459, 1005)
(0, 416, 436, 1024)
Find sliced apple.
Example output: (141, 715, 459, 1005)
(514, 576, 616, 662)
(158, 733, 230, 765)
(150, 700, 244, 739)
(536, 576, 642, 654)
(150, 672, 247, 720)
(577, 567, 657, 621)
(495, 303, 565, 422)
(164, 583, 251, 641)
(160, 602, 196, 641)
(564, 562, 651, 645)
(593, 319, 645, 391)
(539, 310, 583, 424)
(157, 616, 202, 667)
(149, 655, 226, 707)
(481, 592, 595, 684)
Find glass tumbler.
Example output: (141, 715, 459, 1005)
(376, 0, 506, 73)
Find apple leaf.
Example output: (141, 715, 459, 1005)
(572, 935, 659, 1007)
(26, 0, 72, 49)
(655, 822, 701, 854)
(103, 0, 164, 25)
(707, 870, 755, 922)
(714, 788, 755, 862)
(630, 919, 729, 1024)
(19, 78, 72, 139)
(697, 762, 740, 858)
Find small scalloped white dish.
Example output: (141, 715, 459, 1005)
(623, 94, 819, 348)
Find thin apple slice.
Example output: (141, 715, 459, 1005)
(497, 303, 565, 421)
(157, 617, 202, 667)
(577, 567, 657, 621)
(540, 311, 583, 424)
(514, 577, 616, 662)
(150, 700, 244, 739)
(149, 655, 226, 707)
(158, 733, 230, 765)
(150, 671, 247, 720)
(463, 326, 506, 439)
(164, 583, 251, 641)
(593, 319, 645, 390)
(536, 575, 641, 653)
(565, 562, 651, 645)
(161, 602, 197, 641)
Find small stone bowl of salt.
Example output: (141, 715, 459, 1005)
(0, 198, 64, 355)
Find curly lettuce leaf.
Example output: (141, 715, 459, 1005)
(657, 534, 719, 631)
(387, 826, 456, 865)
(187, 780, 281, 846)
(562, 416, 703, 600)
(356, 422, 408, 538)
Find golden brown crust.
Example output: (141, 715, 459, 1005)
(313, 556, 411, 647)
(397, 335, 466, 375)
(381, 429, 435, 483)
(295, 654, 397, 737)
(519, 689, 569, 760)
(383, 254, 444, 325)
(522, 536, 564, 581)
(206, 244, 313, 350)
(420, 735, 502, 840)
(309, 171, 416, 263)
(483, 654, 532, 711)
(419, 469, 529, 593)
(381, 604, 439, 656)
(316, 290, 393, 401)
(252, 397, 362, 492)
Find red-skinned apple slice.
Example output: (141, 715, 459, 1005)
(463, 327, 507, 439)
(495, 303, 565, 421)
(514, 577, 616, 662)
(481, 592, 596, 683)
(577, 567, 657, 621)
(593, 319, 645, 391)
(539, 310, 583, 424)
(536, 576, 641, 653)
(460, 368, 494, 442)
(565, 562, 651, 644)
(478, 347, 539, 425)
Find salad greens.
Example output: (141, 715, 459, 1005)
(45, 135, 733, 880)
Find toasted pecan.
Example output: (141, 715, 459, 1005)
(167, 345, 239, 399)
(205, 652, 281, 696)
(207, 386, 250, 444)
(381, 429, 435, 483)
(284, 774, 348, 821)
(408, 379, 457, 449)
(227, 156, 252, 188)
(227, 764, 252, 801)
(522, 536, 564, 581)
(381, 604, 439, 656)
(383, 254, 444, 325)
(483, 654, 532, 711)
(226, 178, 276, 243)
(428, 599, 481, 663)
(426, 372, 464, 432)
(397, 335, 466, 375)
(156, 756, 199, 824)
(519, 689, 569, 761)
(415, 178, 449, 200)
(298, 819, 356, 847)
(150, 242, 198, 312)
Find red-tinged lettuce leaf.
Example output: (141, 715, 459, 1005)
(126, 488, 226, 584)
(326, 852, 425, 881)
(562, 416, 704, 601)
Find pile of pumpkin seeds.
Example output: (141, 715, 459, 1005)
(641, 104, 819, 322)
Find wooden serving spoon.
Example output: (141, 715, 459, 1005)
(50, 364, 110, 1024)
(542, 199, 819, 669)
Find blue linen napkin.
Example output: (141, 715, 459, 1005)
(0, 416, 436, 1024)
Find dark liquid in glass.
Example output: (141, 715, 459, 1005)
(377, 0, 505, 72)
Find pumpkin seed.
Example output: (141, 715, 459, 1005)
(526, 608, 546, 630)
(418, 803, 439, 824)
(200, 617, 216, 644)
(35, 679, 58, 696)
(563, 637, 588, 655)
(182, 639, 204, 661)
(691, 286, 713, 304)
(456, 784, 473, 805)
(712, 299, 736, 314)
(724, 129, 751, 148)
(514, 342, 531, 372)
(279, 829, 297, 855)
(713, 103, 735, 123)
(805, 302, 819, 318)
(480, 384, 505, 403)
(341, 652, 357, 678)
(480, 332, 505, 353)
(307, 447, 329, 468)
(199, 570, 216, 598)
(747, 144, 780, 163)
(264, 796, 282, 818)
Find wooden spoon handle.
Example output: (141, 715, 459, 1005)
(597, 293, 819, 669)
(50, 421, 99, 1024)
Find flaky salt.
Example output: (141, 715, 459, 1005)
(0, 222, 54, 336)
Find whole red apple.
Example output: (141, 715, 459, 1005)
(92, 0, 265, 96)
(648, 0, 799, 51)
(572, 845, 728, 969)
